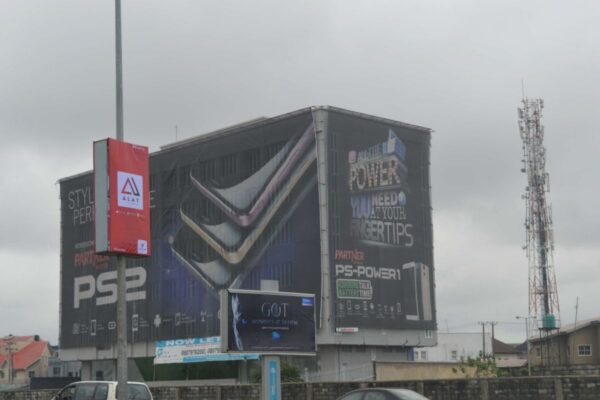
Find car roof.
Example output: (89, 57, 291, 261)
(71, 382, 149, 386)
(344, 388, 428, 398)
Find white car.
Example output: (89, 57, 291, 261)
(338, 388, 430, 400)
(53, 381, 153, 400)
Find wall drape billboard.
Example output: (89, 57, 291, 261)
(59, 107, 435, 350)
(327, 111, 435, 330)
(60, 113, 321, 348)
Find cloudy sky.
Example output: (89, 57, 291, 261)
(2, 0, 599, 346)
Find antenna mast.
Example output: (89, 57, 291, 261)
(518, 98, 561, 363)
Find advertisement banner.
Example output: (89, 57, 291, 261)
(225, 290, 316, 354)
(94, 138, 150, 256)
(328, 112, 435, 330)
(60, 112, 321, 348)
(154, 336, 259, 364)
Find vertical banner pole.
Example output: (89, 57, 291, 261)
(260, 280, 281, 400)
(261, 355, 281, 400)
(115, 0, 128, 399)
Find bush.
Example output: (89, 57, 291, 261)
(250, 361, 303, 383)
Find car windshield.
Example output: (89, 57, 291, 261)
(388, 389, 429, 400)
(115, 384, 152, 400)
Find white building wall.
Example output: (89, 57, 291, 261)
(413, 332, 493, 362)
(317, 345, 411, 381)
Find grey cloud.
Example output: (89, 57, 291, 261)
(1, 0, 600, 343)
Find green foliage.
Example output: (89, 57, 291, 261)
(457, 353, 499, 378)
(281, 362, 303, 382)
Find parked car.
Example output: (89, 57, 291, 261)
(52, 381, 153, 400)
(337, 388, 430, 400)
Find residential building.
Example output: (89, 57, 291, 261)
(413, 332, 492, 362)
(529, 318, 600, 366)
(0, 335, 52, 385)
(492, 338, 527, 368)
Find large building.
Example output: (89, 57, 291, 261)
(58, 106, 436, 381)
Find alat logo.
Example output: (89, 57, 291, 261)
(117, 171, 143, 210)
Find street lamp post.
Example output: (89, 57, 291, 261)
(114, 2, 128, 400)
(516, 316, 532, 376)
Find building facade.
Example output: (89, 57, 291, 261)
(530, 319, 600, 367)
(413, 332, 492, 362)
(59, 106, 436, 381)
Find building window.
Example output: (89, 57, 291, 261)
(578, 344, 592, 357)
(0, 371, 4, 379)
(536, 347, 541, 357)
(420, 351, 427, 360)
(425, 329, 433, 338)
(53, 367, 61, 376)
(450, 350, 458, 361)
(28, 371, 35, 378)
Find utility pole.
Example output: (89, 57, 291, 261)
(487, 321, 498, 356)
(574, 297, 579, 328)
(488, 322, 498, 340)
(5, 338, 16, 384)
(478, 322, 486, 358)
(516, 316, 532, 376)
(488, 321, 498, 358)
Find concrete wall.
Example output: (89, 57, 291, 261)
(317, 345, 410, 381)
(374, 362, 477, 381)
(9, 376, 600, 400)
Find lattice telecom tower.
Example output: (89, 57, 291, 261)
(518, 98, 560, 335)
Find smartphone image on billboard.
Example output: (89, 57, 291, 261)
(90, 319, 97, 337)
(402, 263, 419, 320)
(420, 264, 433, 321)
(179, 145, 316, 265)
(402, 262, 433, 322)
(190, 126, 315, 227)
(176, 178, 316, 288)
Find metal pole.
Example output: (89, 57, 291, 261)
(525, 318, 532, 376)
(478, 322, 486, 358)
(517, 316, 532, 377)
(260, 280, 281, 399)
(115, 1, 128, 399)
(115, 0, 124, 141)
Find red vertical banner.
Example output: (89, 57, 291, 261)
(94, 138, 150, 256)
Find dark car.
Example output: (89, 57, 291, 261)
(338, 388, 430, 400)
(52, 381, 153, 400)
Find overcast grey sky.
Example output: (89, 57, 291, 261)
(1, 0, 599, 345)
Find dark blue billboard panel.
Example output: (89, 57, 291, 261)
(225, 290, 316, 354)
(59, 112, 321, 348)
(328, 111, 435, 330)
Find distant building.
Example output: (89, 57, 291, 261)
(413, 332, 492, 362)
(0, 335, 52, 385)
(48, 346, 81, 378)
(529, 318, 600, 366)
(492, 338, 527, 369)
